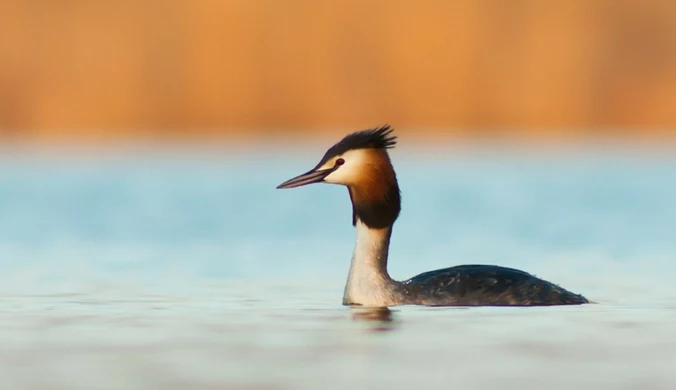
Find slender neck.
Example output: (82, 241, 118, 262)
(342, 219, 400, 307)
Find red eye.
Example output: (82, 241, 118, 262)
(335, 158, 345, 166)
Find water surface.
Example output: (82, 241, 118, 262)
(1, 144, 675, 389)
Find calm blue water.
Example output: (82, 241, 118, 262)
(1, 144, 675, 389)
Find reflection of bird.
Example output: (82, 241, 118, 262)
(278, 125, 589, 307)
(351, 307, 393, 323)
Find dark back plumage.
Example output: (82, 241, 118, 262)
(317, 125, 397, 167)
(402, 265, 589, 306)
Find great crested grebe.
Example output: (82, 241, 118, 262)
(277, 125, 589, 307)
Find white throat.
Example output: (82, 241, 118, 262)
(342, 219, 399, 307)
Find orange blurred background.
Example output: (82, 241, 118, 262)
(1, 0, 675, 142)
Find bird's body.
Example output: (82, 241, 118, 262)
(401, 265, 587, 306)
(277, 125, 589, 307)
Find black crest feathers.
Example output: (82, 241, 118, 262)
(318, 125, 397, 165)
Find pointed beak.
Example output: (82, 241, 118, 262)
(276, 167, 335, 189)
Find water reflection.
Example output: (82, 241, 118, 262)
(351, 307, 395, 332)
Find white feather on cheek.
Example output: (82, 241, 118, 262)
(323, 149, 392, 187)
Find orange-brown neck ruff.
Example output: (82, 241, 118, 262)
(348, 150, 401, 229)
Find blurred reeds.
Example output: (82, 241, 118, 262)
(1, 0, 675, 142)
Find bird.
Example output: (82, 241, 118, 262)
(276, 125, 589, 307)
